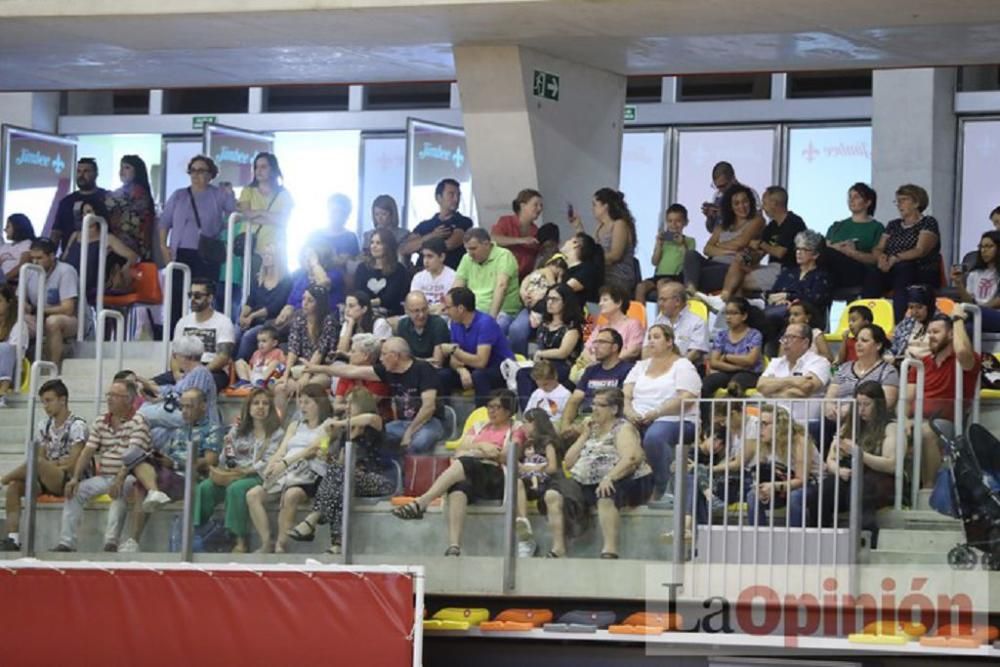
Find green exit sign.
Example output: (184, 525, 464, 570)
(192, 115, 217, 130)
(624, 105, 637, 122)
(532, 70, 560, 101)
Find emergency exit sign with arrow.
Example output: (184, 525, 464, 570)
(533, 70, 560, 101)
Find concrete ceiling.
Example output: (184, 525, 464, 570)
(0, 0, 999, 91)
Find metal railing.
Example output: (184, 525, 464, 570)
(77, 213, 108, 341)
(955, 303, 982, 432)
(93, 310, 125, 415)
(502, 429, 518, 592)
(897, 358, 925, 510)
(673, 397, 861, 599)
(341, 407, 356, 564)
(162, 261, 192, 371)
(21, 360, 59, 557)
(14, 263, 46, 391)
(222, 212, 252, 320)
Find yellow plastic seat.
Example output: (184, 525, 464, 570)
(433, 607, 490, 626)
(687, 299, 708, 322)
(824, 298, 895, 342)
(444, 406, 488, 450)
(424, 619, 470, 631)
(982, 388, 1000, 400)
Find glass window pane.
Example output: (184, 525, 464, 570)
(1, 128, 76, 238)
(273, 130, 361, 269)
(786, 125, 872, 234)
(75, 133, 163, 201)
(959, 120, 1000, 258)
(619, 131, 666, 284)
(674, 128, 776, 252)
(162, 140, 203, 205)
(360, 135, 406, 238)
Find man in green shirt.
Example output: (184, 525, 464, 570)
(454, 228, 521, 333)
(396, 291, 450, 361)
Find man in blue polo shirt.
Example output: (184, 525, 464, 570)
(437, 286, 514, 406)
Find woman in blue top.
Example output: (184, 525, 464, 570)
(702, 297, 764, 401)
(236, 243, 294, 361)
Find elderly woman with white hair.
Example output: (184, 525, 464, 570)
(308, 332, 392, 416)
(135, 335, 220, 449)
(763, 230, 833, 354)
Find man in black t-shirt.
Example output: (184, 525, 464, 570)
(52, 158, 110, 255)
(401, 179, 473, 270)
(326, 337, 445, 453)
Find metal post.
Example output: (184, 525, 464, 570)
(15, 264, 46, 391)
(223, 212, 240, 320)
(341, 406, 356, 564)
(502, 424, 518, 592)
(896, 359, 924, 510)
(21, 361, 59, 557)
(848, 443, 863, 596)
(162, 262, 192, 371)
(671, 437, 687, 584)
(956, 303, 982, 431)
(77, 213, 108, 341)
(412, 569, 425, 667)
(94, 310, 125, 415)
(242, 217, 254, 302)
(180, 435, 197, 562)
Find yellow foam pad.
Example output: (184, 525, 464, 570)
(433, 607, 489, 626)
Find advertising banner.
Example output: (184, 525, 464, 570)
(1, 125, 76, 235)
(203, 124, 273, 190)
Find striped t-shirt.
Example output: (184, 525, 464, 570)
(85, 412, 151, 477)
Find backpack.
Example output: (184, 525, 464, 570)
(169, 516, 234, 553)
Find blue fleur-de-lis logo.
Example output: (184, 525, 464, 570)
(52, 152, 65, 174)
(452, 146, 465, 169)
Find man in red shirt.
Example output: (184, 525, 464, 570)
(907, 311, 980, 488)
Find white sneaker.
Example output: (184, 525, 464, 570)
(694, 292, 726, 314)
(0, 395, 7, 408)
(517, 539, 537, 558)
(141, 490, 171, 512)
(118, 538, 140, 553)
(515, 516, 533, 542)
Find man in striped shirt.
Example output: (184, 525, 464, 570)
(53, 379, 152, 552)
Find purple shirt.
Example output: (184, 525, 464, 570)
(160, 185, 237, 253)
(711, 327, 764, 373)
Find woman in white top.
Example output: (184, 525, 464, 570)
(246, 384, 331, 553)
(0, 285, 27, 406)
(623, 324, 702, 499)
(952, 230, 1000, 333)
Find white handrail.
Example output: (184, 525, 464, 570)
(15, 263, 46, 391)
(896, 358, 925, 509)
(94, 310, 125, 415)
(77, 213, 108, 341)
(21, 360, 58, 557)
(162, 261, 192, 371)
(955, 303, 982, 432)
(222, 212, 251, 319)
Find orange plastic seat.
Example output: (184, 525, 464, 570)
(621, 611, 683, 630)
(596, 300, 647, 330)
(37, 494, 64, 503)
(933, 623, 999, 641)
(608, 624, 664, 635)
(103, 262, 163, 307)
(480, 621, 535, 632)
(495, 609, 553, 626)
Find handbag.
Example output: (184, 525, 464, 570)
(929, 465, 958, 518)
(208, 466, 245, 488)
(189, 187, 227, 264)
(403, 454, 451, 497)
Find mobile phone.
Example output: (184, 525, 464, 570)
(567, 202, 575, 220)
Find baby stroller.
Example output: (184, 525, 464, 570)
(930, 420, 1000, 570)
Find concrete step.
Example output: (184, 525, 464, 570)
(876, 528, 966, 552)
(875, 508, 962, 530)
(866, 550, 957, 565)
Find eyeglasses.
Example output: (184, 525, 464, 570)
(780, 334, 806, 342)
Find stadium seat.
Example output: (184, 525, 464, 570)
(824, 298, 894, 342)
(445, 406, 488, 450)
(433, 607, 490, 626)
(596, 300, 647, 330)
(935, 297, 955, 315)
(102, 262, 163, 308)
(687, 299, 708, 322)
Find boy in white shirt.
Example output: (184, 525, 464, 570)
(524, 360, 571, 424)
(409, 238, 455, 315)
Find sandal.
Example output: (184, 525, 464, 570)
(326, 543, 342, 555)
(391, 501, 425, 520)
(545, 550, 561, 559)
(444, 545, 461, 557)
(600, 552, 619, 559)
(288, 518, 317, 542)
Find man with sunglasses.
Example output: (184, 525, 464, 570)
(152, 278, 234, 392)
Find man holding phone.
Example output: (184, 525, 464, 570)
(403, 178, 473, 270)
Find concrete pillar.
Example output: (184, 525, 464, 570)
(454, 45, 626, 233)
(0, 92, 60, 133)
(871, 68, 957, 261)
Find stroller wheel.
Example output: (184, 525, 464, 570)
(948, 545, 977, 570)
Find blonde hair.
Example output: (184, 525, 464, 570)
(647, 323, 680, 356)
(762, 406, 814, 472)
